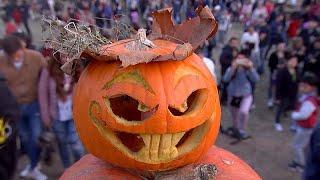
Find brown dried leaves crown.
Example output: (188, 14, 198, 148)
(43, 6, 217, 73)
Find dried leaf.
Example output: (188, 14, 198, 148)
(86, 39, 193, 67)
(149, 6, 218, 51)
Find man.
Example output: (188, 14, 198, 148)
(220, 37, 239, 77)
(219, 37, 239, 104)
(0, 35, 47, 179)
(0, 72, 20, 180)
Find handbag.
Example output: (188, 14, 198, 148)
(230, 96, 243, 108)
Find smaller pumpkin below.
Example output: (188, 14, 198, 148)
(60, 146, 262, 180)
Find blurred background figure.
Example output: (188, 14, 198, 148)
(39, 56, 85, 169)
(0, 71, 20, 180)
(223, 50, 259, 138)
(273, 53, 299, 132)
(0, 35, 47, 179)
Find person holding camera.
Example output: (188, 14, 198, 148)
(223, 51, 259, 138)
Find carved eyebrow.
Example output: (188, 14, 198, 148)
(173, 66, 200, 89)
(102, 70, 155, 94)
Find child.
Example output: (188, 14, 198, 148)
(289, 73, 319, 172)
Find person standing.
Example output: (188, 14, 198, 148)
(289, 73, 318, 172)
(251, 1, 268, 26)
(267, 41, 286, 108)
(0, 35, 47, 179)
(219, 37, 239, 104)
(240, 25, 260, 54)
(304, 38, 320, 80)
(39, 57, 85, 169)
(258, 21, 269, 74)
(216, 8, 231, 46)
(267, 13, 286, 55)
(0, 72, 20, 180)
(223, 51, 259, 138)
(274, 53, 299, 132)
(18, 0, 31, 36)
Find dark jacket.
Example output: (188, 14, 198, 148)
(268, 52, 285, 74)
(0, 73, 20, 180)
(304, 123, 320, 180)
(304, 48, 320, 78)
(219, 45, 234, 75)
(275, 67, 299, 102)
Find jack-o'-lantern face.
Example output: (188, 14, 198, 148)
(73, 40, 221, 171)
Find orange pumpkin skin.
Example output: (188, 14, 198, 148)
(60, 154, 140, 180)
(60, 146, 261, 180)
(196, 146, 261, 180)
(73, 40, 221, 171)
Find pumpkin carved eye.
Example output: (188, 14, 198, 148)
(108, 95, 158, 122)
(168, 89, 205, 116)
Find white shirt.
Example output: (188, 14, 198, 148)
(203, 57, 217, 82)
(241, 32, 260, 53)
(57, 95, 73, 121)
(252, 7, 268, 21)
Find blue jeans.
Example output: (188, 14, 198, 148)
(52, 120, 85, 168)
(259, 46, 268, 74)
(18, 102, 42, 169)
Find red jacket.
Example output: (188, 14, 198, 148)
(297, 96, 318, 128)
(287, 20, 301, 38)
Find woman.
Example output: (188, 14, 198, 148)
(267, 41, 286, 108)
(251, 1, 268, 26)
(273, 53, 299, 132)
(240, 26, 260, 54)
(39, 56, 85, 168)
(223, 51, 259, 138)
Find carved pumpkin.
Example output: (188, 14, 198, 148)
(73, 39, 221, 171)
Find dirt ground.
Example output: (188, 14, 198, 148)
(1, 20, 301, 180)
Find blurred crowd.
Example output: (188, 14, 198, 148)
(0, 0, 320, 180)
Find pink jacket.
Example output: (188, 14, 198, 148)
(38, 68, 59, 125)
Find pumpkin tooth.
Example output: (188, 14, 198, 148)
(172, 132, 186, 147)
(159, 134, 173, 160)
(140, 134, 151, 148)
(150, 134, 161, 161)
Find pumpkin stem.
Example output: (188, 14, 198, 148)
(125, 29, 156, 51)
(137, 29, 156, 48)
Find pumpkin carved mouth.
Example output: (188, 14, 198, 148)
(88, 100, 211, 164)
(114, 127, 194, 155)
(95, 119, 208, 164)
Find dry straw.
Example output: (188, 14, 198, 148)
(41, 15, 136, 73)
